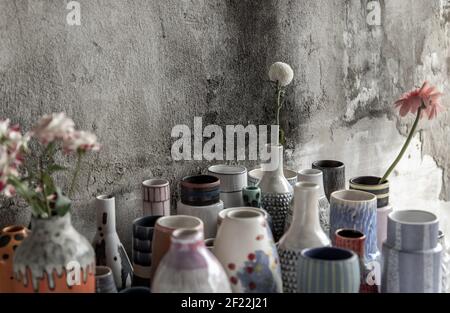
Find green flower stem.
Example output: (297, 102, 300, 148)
(379, 106, 423, 184)
(68, 151, 83, 199)
(275, 82, 285, 145)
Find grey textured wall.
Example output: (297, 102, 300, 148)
(1, 0, 450, 252)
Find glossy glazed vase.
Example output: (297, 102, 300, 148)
(92, 195, 133, 290)
(132, 215, 161, 287)
(13, 214, 95, 292)
(248, 167, 298, 187)
(0, 225, 29, 292)
(214, 208, 282, 293)
(312, 160, 345, 201)
(349, 176, 392, 250)
(242, 186, 261, 208)
(150, 215, 204, 280)
(297, 247, 360, 293)
(178, 175, 223, 238)
(330, 190, 379, 262)
(208, 165, 247, 209)
(95, 266, 117, 293)
(259, 144, 293, 242)
(285, 169, 330, 234)
(152, 228, 231, 292)
(142, 179, 171, 217)
(439, 231, 450, 293)
(381, 210, 442, 293)
(278, 182, 331, 293)
(217, 207, 273, 235)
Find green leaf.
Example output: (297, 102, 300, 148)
(42, 173, 56, 196)
(54, 187, 71, 217)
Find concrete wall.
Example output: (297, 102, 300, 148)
(1, 0, 450, 252)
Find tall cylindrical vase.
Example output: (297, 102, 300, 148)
(259, 144, 293, 242)
(92, 195, 133, 290)
(142, 179, 171, 217)
(278, 182, 330, 293)
(208, 165, 247, 209)
(13, 214, 95, 292)
(381, 210, 442, 293)
(312, 160, 345, 201)
(439, 231, 450, 293)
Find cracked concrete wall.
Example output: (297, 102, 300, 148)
(1, 0, 450, 252)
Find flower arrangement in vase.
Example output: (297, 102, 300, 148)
(0, 113, 100, 292)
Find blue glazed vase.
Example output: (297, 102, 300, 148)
(330, 190, 379, 262)
(297, 247, 360, 293)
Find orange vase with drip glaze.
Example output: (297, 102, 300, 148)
(13, 214, 95, 293)
(0, 225, 30, 292)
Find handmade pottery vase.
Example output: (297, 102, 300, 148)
(439, 231, 450, 293)
(142, 179, 171, 217)
(297, 247, 360, 293)
(119, 286, 151, 293)
(312, 160, 345, 201)
(178, 175, 223, 238)
(95, 266, 117, 293)
(204, 238, 215, 252)
(259, 144, 293, 242)
(349, 176, 392, 250)
(150, 215, 204, 280)
(278, 182, 331, 293)
(152, 228, 231, 292)
(330, 190, 379, 262)
(335, 229, 378, 293)
(381, 210, 442, 293)
(214, 208, 282, 293)
(285, 169, 330, 234)
(248, 167, 297, 187)
(217, 207, 273, 235)
(0, 225, 29, 292)
(208, 165, 247, 209)
(242, 186, 261, 208)
(13, 214, 95, 292)
(132, 215, 161, 287)
(92, 195, 133, 290)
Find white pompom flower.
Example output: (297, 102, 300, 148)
(268, 62, 294, 87)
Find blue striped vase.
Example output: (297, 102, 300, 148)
(297, 247, 360, 293)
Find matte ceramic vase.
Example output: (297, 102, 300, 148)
(381, 210, 442, 293)
(217, 207, 273, 235)
(259, 144, 293, 242)
(95, 266, 118, 293)
(93, 195, 133, 290)
(297, 247, 360, 293)
(248, 167, 297, 187)
(150, 215, 204, 280)
(142, 179, 171, 217)
(214, 208, 283, 293)
(208, 165, 247, 209)
(278, 182, 331, 293)
(242, 186, 261, 208)
(152, 228, 231, 293)
(132, 215, 161, 287)
(0, 225, 29, 292)
(177, 200, 224, 239)
(330, 190, 379, 262)
(439, 231, 450, 293)
(285, 169, 330, 234)
(312, 160, 345, 201)
(13, 214, 95, 292)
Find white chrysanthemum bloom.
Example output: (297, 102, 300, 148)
(63, 130, 101, 153)
(33, 112, 75, 144)
(268, 62, 294, 87)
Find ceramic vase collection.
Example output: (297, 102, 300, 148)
(242, 186, 261, 208)
(439, 231, 450, 293)
(132, 215, 161, 287)
(177, 175, 224, 239)
(248, 167, 298, 187)
(330, 190, 379, 262)
(150, 215, 204, 280)
(297, 247, 360, 293)
(312, 160, 345, 201)
(208, 165, 247, 209)
(95, 266, 118, 293)
(13, 214, 95, 292)
(92, 195, 133, 290)
(278, 182, 330, 293)
(152, 228, 231, 292)
(0, 225, 29, 292)
(349, 176, 393, 250)
(259, 144, 293, 242)
(214, 208, 282, 293)
(142, 179, 171, 217)
(381, 210, 442, 293)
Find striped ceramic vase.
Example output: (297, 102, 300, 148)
(297, 247, 360, 293)
(142, 179, 171, 217)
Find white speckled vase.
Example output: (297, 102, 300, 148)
(13, 214, 95, 292)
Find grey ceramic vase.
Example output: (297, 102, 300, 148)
(312, 160, 345, 201)
(95, 266, 118, 293)
(381, 210, 442, 293)
(278, 182, 331, 293)
(258, 144, 293, 242)
(285, 169, 330, 235)
(439, 231, 449, 293)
